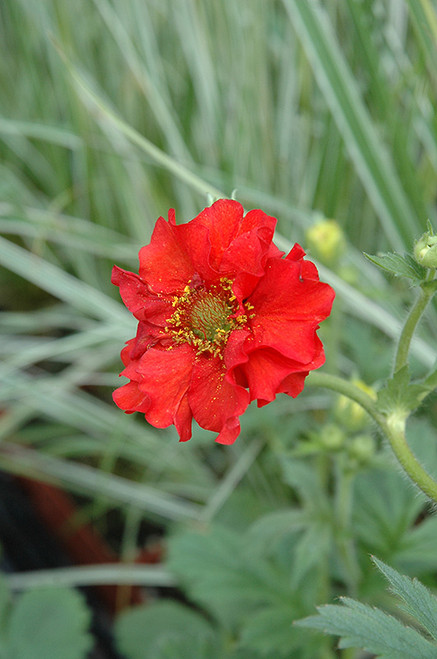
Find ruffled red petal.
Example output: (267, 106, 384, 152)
(190, 199, 244, 272)
(113, 381, 150, 414)
(240, 337, 325, 406)
(188, 355, 250, 445)
(138, 215, 194, 294)
(135, 345, 194, 438)
(180, 201, 282, 295)
(111, 266, 171, 324)
(248, 254, 334, 362)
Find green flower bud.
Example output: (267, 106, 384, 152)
(414, 226, 437, 268)
(306, 219, 346, 267)
(334, 379, 376, 433)
(347, 434, 376, 465)
(318, 423, 346, 452)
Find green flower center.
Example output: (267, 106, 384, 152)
(189, 292, 232, 342)
(165, 278, 252, 358)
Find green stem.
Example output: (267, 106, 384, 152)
(394, 282, 434, 373)
(307, 371, 437, 504)
(306, 372, 383, 425)
(381, 414, 437, 503)
(335, 462, 360, 596)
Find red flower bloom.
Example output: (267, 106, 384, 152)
(112, 200, 335, 444)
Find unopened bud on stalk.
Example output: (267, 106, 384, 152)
(334, 379, 376, 433)
(306, 218, 346, 267)
(348, 434, 376, 465)
(319, 423, 346, 452)
(414, 224, 437, 269)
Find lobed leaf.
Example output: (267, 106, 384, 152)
(372, 557, 437, 642)
(297, 596, 437, 658)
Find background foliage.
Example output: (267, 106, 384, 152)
(1, 0, 437, 657)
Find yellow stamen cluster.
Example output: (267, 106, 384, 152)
(166, 277, 252, 358)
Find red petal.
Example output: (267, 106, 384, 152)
(248, 257, 335, 361)
(219, 208, 278, 275)
(129, 321, 170, 360)
(113, 381, 150, 414)
(175, 395, 193, 443)
(191, 199, 244, 272)
(120, 338, 136, 366)
(112, 266, 171, 324)
(241, 340, 325, 405)
(138, 216, 194, 294)
(188, 355, 250, 444)
(136, 345, 194, 437)
(287, 243, 306, 261)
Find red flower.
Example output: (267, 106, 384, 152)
(112, 200, 335, 444)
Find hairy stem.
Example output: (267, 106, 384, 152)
(305, 372, 382, 425)
(394, 282, 434, 373)
(307, 371, 437, 503)
(381, 414, 437, 503)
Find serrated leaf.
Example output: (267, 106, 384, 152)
(373, 557, 437, 642)
(377, 366, 428, 416)
(364, 252, 427, 283)
(296, 596, 437, 658)
(115, 601, 218, 659)
(7, 587, 92, 659)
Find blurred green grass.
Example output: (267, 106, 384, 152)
(0, 0, 437, 574)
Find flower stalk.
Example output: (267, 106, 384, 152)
(306, 372, 383, 426)
(393, 279, 435, 373)
(381, 413, 437, 503)
(308, 371, 437, 504)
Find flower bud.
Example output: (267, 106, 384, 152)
(319, 423, 346, 452)
(347, 434, 376, 465)
(414, 226, 437, 268)
(306, 218, 346, 267)
(334, 379, 376, 433)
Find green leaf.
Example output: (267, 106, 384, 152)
(396, 515, 437, 575)
(115, 601, 218, 659)
(7, 587, 92, 659)
(373, 557, 437, 642)
(280, 460, 328, 513)
(354, 463, 424, 558)
(376, 366, 428, 416)
(240, 604, 303, 657)
(296, 596, 437, 658)
(290, 523, 331, 589)
(248, 509, 307, 554)
(167, 525, 291, 628)
(364, 252, 428, 283)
